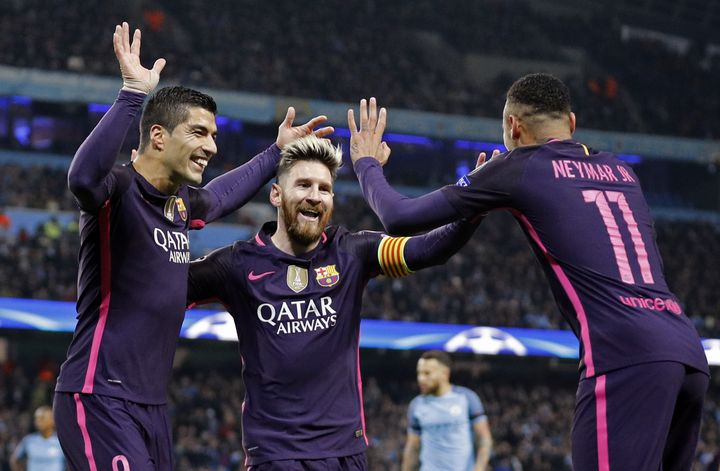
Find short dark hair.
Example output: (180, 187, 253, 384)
(138, 86, 217, 152)
(420, 350, 452, 369)
(506, 73, 571, 118)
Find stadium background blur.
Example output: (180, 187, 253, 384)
(0, 0, 719, 469)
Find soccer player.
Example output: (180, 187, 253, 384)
(187, 134, 485, 470)
(402, 350, 492, 471)
(349, 80, 710, 471)
(11, 406, 65, 471)
(53, 23, 332, 470)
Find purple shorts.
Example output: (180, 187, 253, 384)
(248, 452, 367, 471)
(572, 361, 708, 471)
(54, 392, 172, 471)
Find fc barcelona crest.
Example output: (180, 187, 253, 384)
(176, 197, 188, 221)
(315, 264, 340, 288)
(164, 196, 188, 222)
(287, 265, 308, 293)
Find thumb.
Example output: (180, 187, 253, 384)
(476, 152, 486, 168)
(152, 58, 166, 75)
(282, 107, 295, 128)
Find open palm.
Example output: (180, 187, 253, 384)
(113, 22, 166, 94)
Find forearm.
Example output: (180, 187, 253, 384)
(202, 144, 281, 222)
(404, 217, 482, 271)
(68, 90, 145, 201)
(401, 446, 419, 471)
(354, 157, 460, 235)
(475, 435, 493, 470)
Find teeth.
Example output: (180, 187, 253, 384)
(192, 157, 208, 169)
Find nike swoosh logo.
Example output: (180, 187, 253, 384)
(248, 271, 275, 281)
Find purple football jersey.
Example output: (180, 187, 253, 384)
(188, 224, 382, 464)
(356, 140, 709, 378)
(56, 91, 281, 404)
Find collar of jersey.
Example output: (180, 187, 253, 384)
(255, 221, 331, 262)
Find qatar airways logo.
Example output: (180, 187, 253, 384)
(619, 295, 682, 315)
(256, 296, 338, 335)
(153, 228, 190, 264)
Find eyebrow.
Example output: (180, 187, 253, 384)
(189, 124, 218, 137)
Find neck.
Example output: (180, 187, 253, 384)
(133, 153, 180, 195)
(40, 429, 53, 439)
(270, 222, 320, 256)
(432, 382, 452, 396)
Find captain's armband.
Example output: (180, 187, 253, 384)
(377, 236, 413, 278)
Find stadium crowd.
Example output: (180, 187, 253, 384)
(0, 165, 718, 338)
(0, 358, 717, 470)
(1, 0, 719, 137)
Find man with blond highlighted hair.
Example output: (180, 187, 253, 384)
(188, 134, 486, 470)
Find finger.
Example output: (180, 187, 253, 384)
(281, 107, 295, 128)
(492, 149, 501, 157)
(313, 126, 334, 138)
(382, 141, 391, 158)
(368, 97, 377, 131)
(476, 152, 487, 168)
(152, 58, 166, 75)
(347, 109, 358, 135)
(130, 28, 141, 56)
(359, 99, 368, 131)
(113, 25, 122, 55)
(377, 107, 387, 134)
(303, 115, 328, 130)
(122, 22, 130, 52)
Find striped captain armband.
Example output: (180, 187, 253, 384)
(378, 236, 413, 278)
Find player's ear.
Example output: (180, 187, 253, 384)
(510, 115, 522, 141)
(269, 183, 282, 208)
(568, 112, 577, 134)
(150, 124, 165, 151)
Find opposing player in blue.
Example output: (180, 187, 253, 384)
(11, 406, 65, 471)
(187, 133, 487, 470)
(53, 22, 332, 470)
(349, 77, 709, 471)
(402, 350, 492, 471)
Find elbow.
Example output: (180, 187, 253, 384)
(67, 170, 93, 195)
(382, 216, 419, 237)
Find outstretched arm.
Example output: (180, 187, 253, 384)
(196, 107, 335, 223)
(348, 98, 500, 235)
(377, 215, 482, 278)
(68, 22, 165, 210)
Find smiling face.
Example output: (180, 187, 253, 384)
(160, 106, 218, 186)
(272, 160, 334, 246)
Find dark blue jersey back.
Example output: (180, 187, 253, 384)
(442, 140, 708, 377)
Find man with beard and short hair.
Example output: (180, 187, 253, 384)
(187, 132, 488, 470)
(402, 351, 492, 471)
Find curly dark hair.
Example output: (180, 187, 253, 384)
(506, 73, 571, 118)
(139, 86, 217, 152)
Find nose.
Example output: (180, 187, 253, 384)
(305, 186, 321, 204)
(203, 136, 217, 156)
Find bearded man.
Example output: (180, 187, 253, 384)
(187, 133, 486, 471)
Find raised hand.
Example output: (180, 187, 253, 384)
(347, 97, 389, 165)
(113, 22, 166, 94)
(475, 149, 502, 168)
(276, 107, 334, 149)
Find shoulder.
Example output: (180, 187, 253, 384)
(452, 385, 481, 401)
(328, 226, 383, 252)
